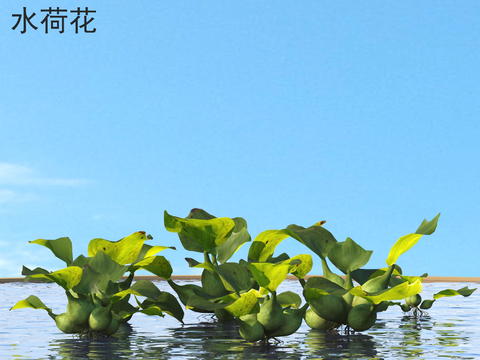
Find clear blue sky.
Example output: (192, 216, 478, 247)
(1, 1, 479, 278)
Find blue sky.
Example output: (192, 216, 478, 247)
(0, 1, 479, 278)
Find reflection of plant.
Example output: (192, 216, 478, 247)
(10, 232, 184, 337)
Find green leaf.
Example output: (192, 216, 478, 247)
(277, 291, 302, 309)
(185, 257, 202, 267)
(349, 279, 423, 304)
(71, 251, 129, 283)
(247, 259, 301, 293)
(386, 214, 440, 266)
(186, 294, 234, 311)
(25, 266, 82, 290)
(303, 276, 348, 303)
(129, 256, 173, 280)
(224, 289, 259, 318)
(164, 210, 235, 252)
(321, 258, 345, 287)
(328, 237, 373, 272)
(289, 254, 313, 279)
(139, 306, 164, 317)
(21, 266, 52, 281)
(248, 229, 291, 262)
(433, 286, 477, 300)
(215, 262, 252, 294)
(141, 291, 185, 323)
(286, 222, 338, 260)
(110, 280, 163, 303)
(88, 231, 151, 265)
(415, 213, 441, 235)
(29, 237, 73, 266)
(213, 223, 251, 264)
(10, 295, 52, 313)
(134, 244, 176, 264)
(72, 264, 110, 294)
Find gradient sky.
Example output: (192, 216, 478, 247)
(1, 1, 479, 278)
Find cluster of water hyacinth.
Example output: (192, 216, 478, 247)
(11, 209, 476, 341)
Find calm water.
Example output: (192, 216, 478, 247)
(1, 280, 479, 359)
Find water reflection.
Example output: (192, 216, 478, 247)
(3, 281, 479, 359)
(303, 329, 378, 359)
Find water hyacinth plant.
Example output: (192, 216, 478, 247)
(10, 209, 477, 343)
(10, 231, 184, 337)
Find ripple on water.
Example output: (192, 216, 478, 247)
(1, 280, 479, 359)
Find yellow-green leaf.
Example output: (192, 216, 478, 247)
(129, 256, 173, 280)
(224, 289, 259, 318)
(433, 286, 476, 300)
(29, 237, 73, 266)
(349, 279, 423, 304)
(164, 211, 235, 252)
(25, 266, 82, 290)
(88, 231, 150, 265)
(247, 259, 301, 293)
(386, 214, 440, 266)
(289, 254, 313, 279)
(10, 295, 52, 313)
(386, 233, 423, 266)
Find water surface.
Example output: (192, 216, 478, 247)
(1, 280, 478, 359)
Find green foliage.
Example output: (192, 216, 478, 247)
(11, 208, 476, 343)
(11, 231, 182, 337)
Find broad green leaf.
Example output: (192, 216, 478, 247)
(134, 244, 176, 264)
(29, 237, 73, 266)
(72, 264, 110, 294)
(129, 256, 173, 280)
(433, 286, 476, 300)
(185, 257, 202, 267)
(386, 214, 440, 266)
(88, 231, 150, 265)
(328, 237, 373, 272)
(304, 276, 348, 302)
(139, 306, 164, 317)
(71, 251, 129, 283)
(277, 291, 302, 309)
(224, 290, 259, 318)
(186, 294, 234, 311)
(214, 225, 251, 264)
(268, 252, 291, 263)
(368, 265, 403, 279)
(350, 268, 381, 286)
(141, 292, 185, 323)
(177, 209, 217, 252)
(247, 259, 301, 293)
(289, 254, 313, 279)
(70, 254, 89, 268)
(110, 280, 162, 302)
(286, 223, 338, 260)
(386, 233, 423, 266)
(415, 213, 441, 235)
(321, 259, 345, 287)
(88, 251, 128, 282)
(192, 261, 216, 272)
(164, 210, 235, 252)
(21, 266, 52, 281)
(25, 266, 82, 290)
(10, 295, 52, 313)
(248, 229, 291, 262)
(349, 279, 423, 304)
(215, 262, 251, 294)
